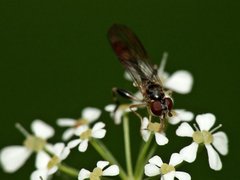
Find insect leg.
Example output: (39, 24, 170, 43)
(129, 103, 146, 122)
(159, 118, 167, 132)
(112, 87, 141, 106)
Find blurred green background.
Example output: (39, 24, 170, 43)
(0, 0, 239, 179)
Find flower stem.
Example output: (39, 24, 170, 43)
(58, 163, 79, 177)
(90, 139, 128, 179)
(134, 134, 154, 179)
(123, 115, 134, 180)
(15, 123, 30, 137)
(136, 143, 157, 179)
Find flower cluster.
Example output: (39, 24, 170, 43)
(0, 53, 228, 180)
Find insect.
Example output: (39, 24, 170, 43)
(108, 24, 173, 127)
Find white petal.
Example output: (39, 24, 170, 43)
(165, 70, 193, 94)
(92, 129, 106, 139)
(75, 125, 89, 136)
(162, 171, 175, 180)
(78, 168, 91, 180)
(45, 144, 54, 153)
(212, 131, 228, 155)
(155, 133, 169, 146)
(62, 128, 75, 141)
(141, 130, 151, 142)
(169, 153, 183, 166)
(103, 165, 119, 176)
(60, 147, 70, 160)
(67, 139, 81, 149)
(196, 113, 216, 131)
(176, 123, 194, 137)
(104, 104, 115, 112)
(180, 142, 198, 163)
(175, 171, 191, 180)
(31, 119, 54, 139)
(141, 117, 149, 129)
(164, 70, 193, 94)
(48, 166, 58, 175)
(92, 122, 105, 132)
(79, 140, 89, 152)
(205, 145, 222, 170)
(149, 155, 163, 167)
(82, 107, 101, 122)
(56, 118, 76, 127)
(97, 161, 109, 169)
(114, 108, 124, 125)
(168, 109, 194, 125)
(168, 116, 181, 125)
(31, 169, 48, 180)
(35, 151, 50, 169)
(144, 164, 160, 177)
(0, 146, 32, 173)
(53, 143, 65, 156)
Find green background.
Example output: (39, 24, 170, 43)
(0, 0, 239, 179)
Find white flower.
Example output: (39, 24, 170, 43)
(78, 160, 119, 180)
(57, 107, 101, 141)
(31, 143, 70, 180)
(168, 109, 194, 125)
(141, 117, 169, 146)
(145, 153, 191, 180)
(67, 122, 106, 152)
(176, 113, 228, 171)
(105, 104, 137, 124)
(0, 120, 54, 173)
(125, 52, 193, 94)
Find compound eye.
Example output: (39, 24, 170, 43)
(150, 101, 163, 116)
(164, 98, 173, 110)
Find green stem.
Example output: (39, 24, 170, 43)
(136, 143, 157, 179)
(134, 134, 154, 178)
(123, 115, 134, 179)
(15, 123, 30, 137)
(90, 139, 128, 179)
(58, 163, 79, 177)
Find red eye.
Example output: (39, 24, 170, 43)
(164, 98, 173, 110)
(150, 101, 163, 116)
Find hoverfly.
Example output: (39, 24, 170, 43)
(108, 24, 173, 127)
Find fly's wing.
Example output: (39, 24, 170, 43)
(108, 24, 162, 88)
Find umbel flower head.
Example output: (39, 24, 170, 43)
(78, 160, 119, 180)
(30, 143, 70, 180)
(176, 113, 228, 170)
(145, 153, 191, 180)
(0, 120, 54, 173)
(67, 122, 106, 152)
(57, 107, 101, 141)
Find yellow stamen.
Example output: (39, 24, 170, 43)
(90, 167, 102, 180)
(80, 129, 92, 140)
(161, 163, 175, 175)
(148, 122, 161, 132)
(47, 156, 60, 169)
(74, 118, 88, 127)
(193, 130, 213, 144)
(23, 135, 46, 152)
